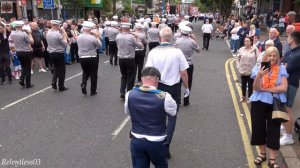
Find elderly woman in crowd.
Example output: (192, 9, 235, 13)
(250, 46, 288, 168)
(237, 37, 259, 103)
(257, 40, 274, 67)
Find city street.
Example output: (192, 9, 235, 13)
(0, 22, 286, 168)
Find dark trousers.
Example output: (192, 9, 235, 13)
(158, 82, 180, 146)
(109, 41, 118, 65)
(148, 42, 160, 51)
(50, 53, 66, 88)
(105, 37, 109, 56)
(80, 57, 99, 93)
(17, 51, 32, 86)
(70, 43, 79, 62)
(135, 50, 145, 82)
(0, 53, 12, 82)
(251, 101, 281, 150)
(119, 59, 136, 94)
(184, 65, 194, 104)
(241, 75, 254, 98)
(44, 50, 52, 69)
(203, 33, 211, 49)
(130, 138, 168, 168)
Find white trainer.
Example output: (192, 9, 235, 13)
(280, 135, 294, 145)
(280, 125, 286, 136)
(31, 70, 33, 74)
(39, 68, 47, 72)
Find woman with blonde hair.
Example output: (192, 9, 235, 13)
(248, 24, 256, 38)
(256, 39, 274, 66)
(249, 46, 288, 168)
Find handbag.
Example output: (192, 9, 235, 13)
(272, 96, 289, 123)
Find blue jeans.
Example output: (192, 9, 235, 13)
(130, 138, 168, 168)
(232, 39, 239, 53)
(230, 39, 234, 50)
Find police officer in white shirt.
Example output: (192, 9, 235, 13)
(77, 21, 102, 95)
(145, 27, 189, 158)
(201, 19, 213, 50)
(175, 26, 200, 106)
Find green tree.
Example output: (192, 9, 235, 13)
(60, 0, 85, 17)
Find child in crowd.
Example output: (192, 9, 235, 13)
(10, 46, 21, 80)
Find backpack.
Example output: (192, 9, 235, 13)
(294, 117, 300, 141)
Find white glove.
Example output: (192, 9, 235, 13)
(184, 88, 190, 98)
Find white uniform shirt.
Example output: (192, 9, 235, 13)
(201, 23, 213, 33)
(145, 42, 189, 86)
(124, 86, 177, 142)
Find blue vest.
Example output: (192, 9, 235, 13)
(128, 87, 167, 136)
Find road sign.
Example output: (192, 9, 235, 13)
(43, 0, 55, 9)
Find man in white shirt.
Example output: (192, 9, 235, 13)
(201, 19, 213, 50)
(145, 27, 189, 158)
(125, 67, 177, 167)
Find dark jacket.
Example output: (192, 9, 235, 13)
(283, 46, 300, 88)
(262, 37, 283, 57)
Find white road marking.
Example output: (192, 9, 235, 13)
(1, 72, 82, 110)
(112, 116, 130, 140)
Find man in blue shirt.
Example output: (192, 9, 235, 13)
(281, 31, 300, 145)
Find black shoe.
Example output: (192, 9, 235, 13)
(114, 63, 118, 66)
(59, 87, 68, 92)
(120, 93, 125, 99)
(91, 91, 97, 96)
(1, 81, 6, 85)
(206, 48, 208, 50)
(8, 79, 13, 84)
(109, 60, 113, 65)
(26, 84, 34, 88)
(81, 84, 87, 94)
(166, 147, 171, 159)
(52, 83, 57, 90)
(19, 81, 25, 86)
(183, 98, 190, 106)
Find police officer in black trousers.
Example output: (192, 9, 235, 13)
(9, 21, 34, 88)
(46, 20, 68, 91)
(77, 21, 102, 95)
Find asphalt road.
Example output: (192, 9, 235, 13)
(0, 21, 283, 168)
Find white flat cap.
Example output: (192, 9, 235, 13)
(112, 15, 118, 19)
(110, 21, 118, 27)
(184, 15, 190, 20)
(178, 22, 188, 29)
(14, 21, 24, 26)
(120, 22, 131, 28)
(162, 18, 167, 23)
(180, 26, 192, 34)
(82, 21, 95, 29)
(135, 23, 143, 29)
(50, 20, 61, 25)
(150, 22, 157, 26)
(104, 21, 111, 26)
(139, 18, 145, 23)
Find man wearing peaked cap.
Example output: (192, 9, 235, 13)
(9, 20, 35, 88)
(133, 22, 148, 83)
(175, 25, 200, 106)
(103, 21, 111, 56)
(147, 22, 160, 51)
(116, 22, 143, 99)
(46, 19, 69, 91)
(125, 66, 177, 167)
(77, 20, 102, 95)
(107, 21, 120, 65)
